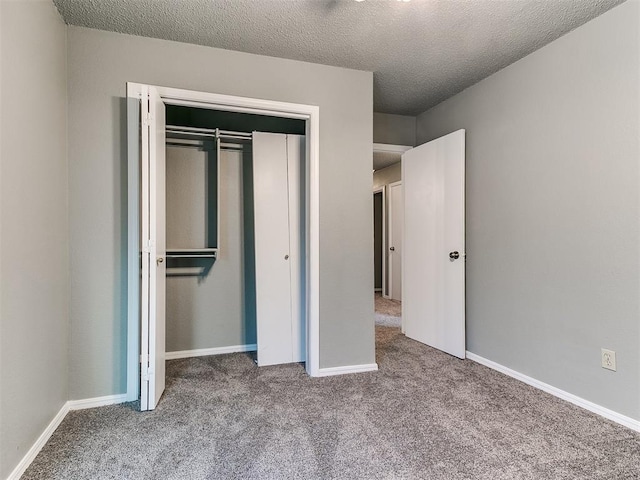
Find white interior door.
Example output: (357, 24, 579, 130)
(388, 182, 403, 301)
(253, 132, 302, 366)
(141, 86, 166, 410)
(402, 129, 465, 359)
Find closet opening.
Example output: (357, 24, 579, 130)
(164, 104, 306, 365)
(126, 84, 321, 410)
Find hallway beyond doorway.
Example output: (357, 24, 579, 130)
(375, 292, 401, 328)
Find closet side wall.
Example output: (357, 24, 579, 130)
(67, 27, 374, 398)
(165, 147, 253, 353)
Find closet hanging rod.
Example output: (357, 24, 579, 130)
(167, 125, 253, 136)
(166, 254, 217, 259)
(166, 125, 252, 139)
(166, 248, 218, 252)
(166, 129, 251, 137)
(166, 131, 251, 142)
(166, 130, 248, 138)
(166, 248, 218, 259)
(166, 140, 250, 151)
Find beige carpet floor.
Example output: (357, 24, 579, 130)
(375, 292, 402, 327)
(22, 321, 640, 479)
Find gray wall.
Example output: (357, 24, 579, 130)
(67, 27, 374, 398)
(165, 147, 255, 351)
(373, 163, 401, 190)
(373, 112, 416, 146)
(416, 1, 639, 420)
(0, 1, 69, 477)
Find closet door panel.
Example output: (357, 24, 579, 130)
(253, 132, 294, 366)
(140, 88, 150, 411)
(148, 86, 166, 409)
(287, 135, 305, 363)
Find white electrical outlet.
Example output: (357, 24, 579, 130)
(601, 348, 616, 371)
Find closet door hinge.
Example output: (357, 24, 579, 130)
(143, 368, 155, 382)
(143, 239, 154, 253)
(142, 113, 153, 126)
(140, 354, 150, 382)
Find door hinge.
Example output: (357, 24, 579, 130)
(140, 354, 150, 381)
(142, 239, 154, 253)
(143, 113, 153, 126)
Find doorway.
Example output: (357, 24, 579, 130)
(126, 83, 321, 407)
(373, 188, 385, 295)
(371, 132, 466, 361)
(372, 143, 410, 301)
(401, 130, 466, 359)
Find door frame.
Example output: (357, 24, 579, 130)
(387, 180, 402, 302)
(126, 83, 321, 401)
(373, 186, 386, 297)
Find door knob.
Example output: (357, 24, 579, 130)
(157, 257, 164, 264)
(449, 251, 460, 260)
(284, 255, 289, 260)
(390, 247, 395, 251)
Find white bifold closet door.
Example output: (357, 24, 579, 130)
(402, 129, 466, 359)
(141, 86, 167, 411)
(252, 133, 305, 366)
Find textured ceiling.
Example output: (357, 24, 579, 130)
(53, 0, 624, 115)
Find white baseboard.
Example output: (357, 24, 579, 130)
(466, 351, 640, 433)
(315, 363, 379, 377)
(165, 344, 257, 360)
(6, 393, 129, 479)
(6, 402, 70, 480)
(67, 393, 128, 411)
